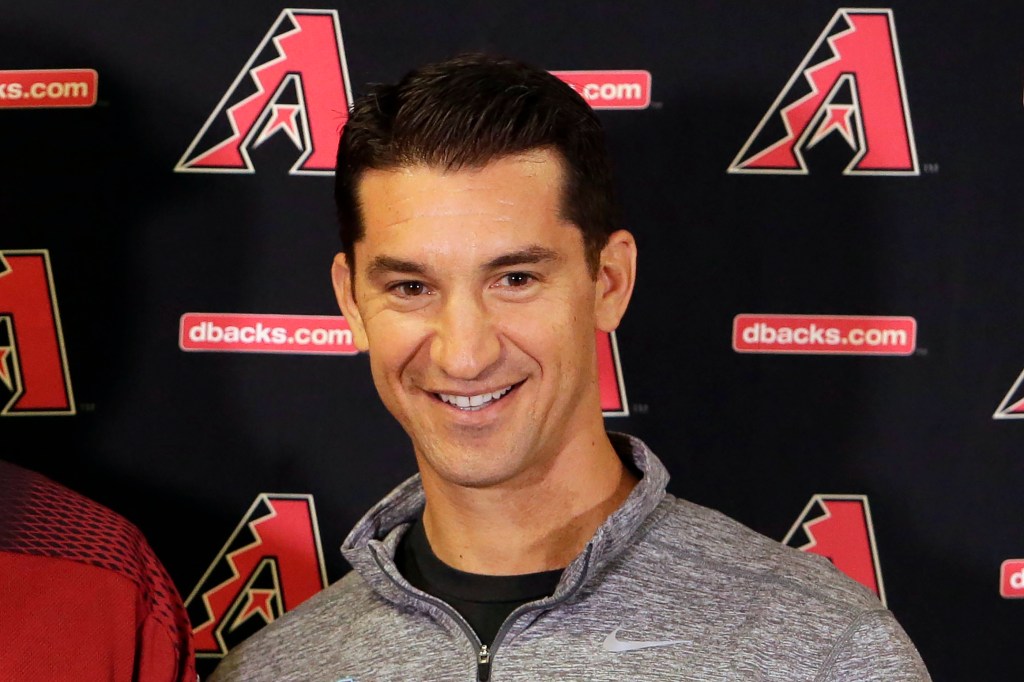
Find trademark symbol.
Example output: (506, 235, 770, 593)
(915, 348, 928, 357)
(632, 403, 650, 414)
(78, 402, 96, 412)
(649, 101, 663, 110)
(922, 163, 939, 174)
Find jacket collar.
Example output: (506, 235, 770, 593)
(340, 432, 671, 609)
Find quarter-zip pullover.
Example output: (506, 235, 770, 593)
(208, 433, 931, 681)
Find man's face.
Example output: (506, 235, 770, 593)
(332, 149, 634, 490)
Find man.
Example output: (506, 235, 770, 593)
(209, 53, 931, 681)
(0, 459, 196, 681)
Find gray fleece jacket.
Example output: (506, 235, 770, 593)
(208, 433, 932, 681)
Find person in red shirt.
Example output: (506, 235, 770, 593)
(0, 459, 196, 682)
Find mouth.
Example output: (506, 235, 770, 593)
(435, 382, 522, 411)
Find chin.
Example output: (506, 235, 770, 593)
(420, 446, 530, 490)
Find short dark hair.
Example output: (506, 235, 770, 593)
(333, 52, 620, 275)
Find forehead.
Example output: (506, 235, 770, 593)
(353, 150, 580, 260)
(359, 150, 562, 218)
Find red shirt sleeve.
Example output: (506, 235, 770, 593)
(0, 461, 196, 682)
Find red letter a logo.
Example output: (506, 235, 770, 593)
(729, 8, 918, 176)
(783, 494, 887, 605)
(0, 250, 75, 416)
(186, 494, 328, 658)
(175, 9, 352, 175)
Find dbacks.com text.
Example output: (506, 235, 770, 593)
(0, 69, 97, 108)
(550, 70, 651, 110)
(732, 314, 917, 355)
(179, 313, 357, 355)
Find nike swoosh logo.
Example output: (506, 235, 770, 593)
(602, 626, 686, 653)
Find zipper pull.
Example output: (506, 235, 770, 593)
(477, 644, 491, 681)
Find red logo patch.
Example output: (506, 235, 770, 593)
(186, 494, 328, 657)
(179, 312, 359, 355)
(176, 9, 352, 175)
(784, 494, 887, 604)
(729, 8, 918, 175)
(0, 69, 97, 109)
(0, 250, 75, 415)
(733, 314, 916, 355)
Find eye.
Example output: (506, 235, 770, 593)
(497, 272, 534, 288)
(389, 281, 429, 297)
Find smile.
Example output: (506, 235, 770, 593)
(436, 385, 515, 411)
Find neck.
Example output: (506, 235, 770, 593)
(418, 433, 638, 575)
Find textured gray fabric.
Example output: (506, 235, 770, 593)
(207, 433, 932, 681)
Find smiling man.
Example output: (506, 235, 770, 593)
(208, 53, 931, 681)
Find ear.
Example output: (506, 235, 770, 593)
(331, 252, 369, 351)
(593, 229, 637, 333)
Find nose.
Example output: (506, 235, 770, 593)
(430, 291, 501, 380)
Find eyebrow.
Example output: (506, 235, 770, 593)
(365, 245, 561, 279)
(483, 246, 561, 270)
(366, 255, 426, 279)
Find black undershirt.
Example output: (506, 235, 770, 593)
(394, 515, 563, 647)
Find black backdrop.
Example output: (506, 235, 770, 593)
(4, 2, 1023, 679)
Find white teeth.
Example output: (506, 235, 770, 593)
(438, 386, 513, 410)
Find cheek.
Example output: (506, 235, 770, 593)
(364, 314, 430, 382)
(506, 297, 594, 369)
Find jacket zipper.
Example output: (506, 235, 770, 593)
(372, 548, 486, 678)
(373, 544, 593, 681)
(477, 644, 491, 681)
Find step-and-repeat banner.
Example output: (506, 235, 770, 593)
(4, 2, 1021, 679)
